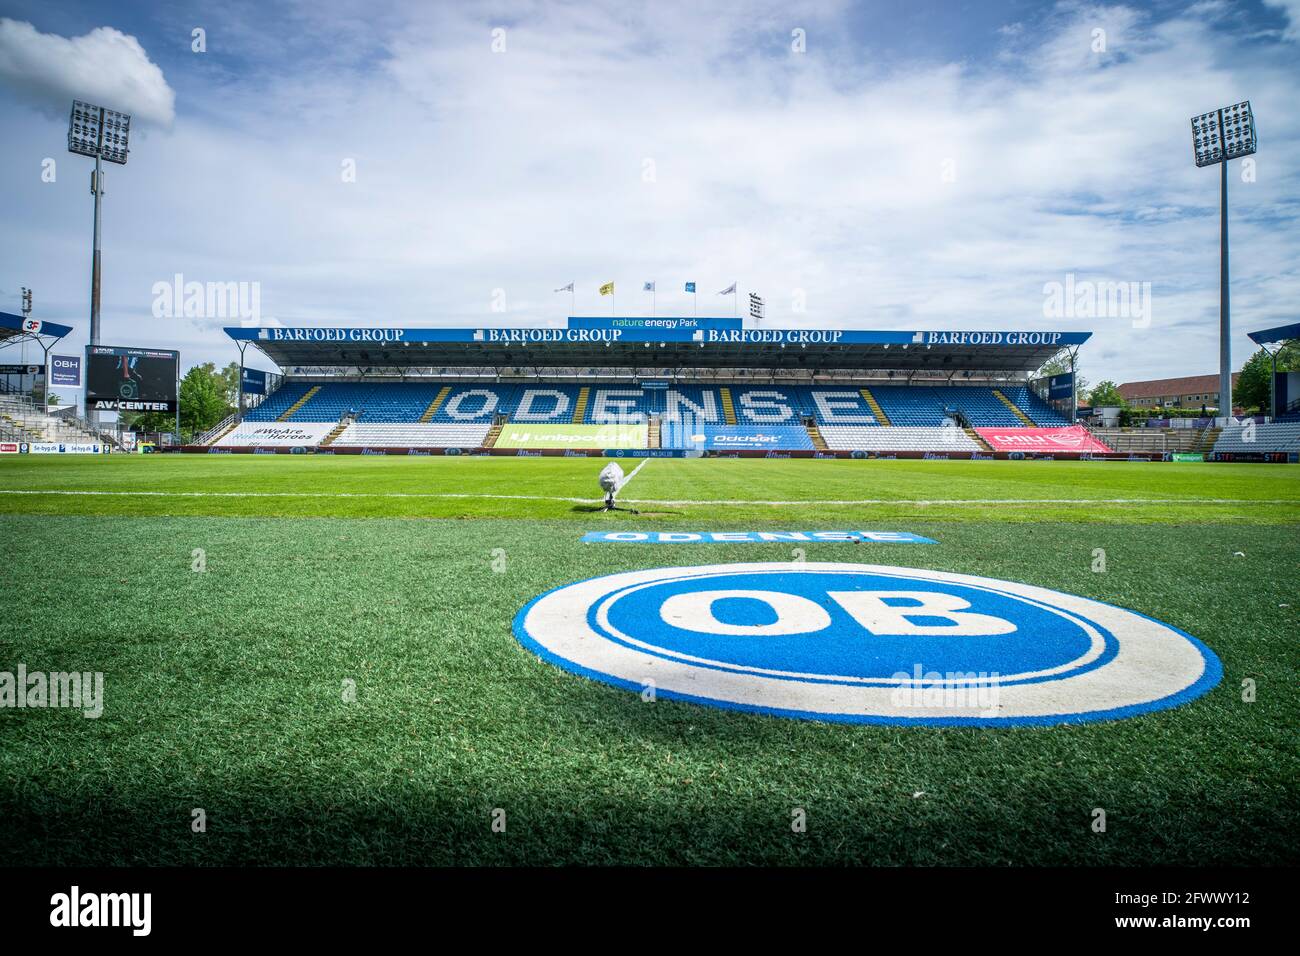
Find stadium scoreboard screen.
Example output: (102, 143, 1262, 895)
(86, 345, 180, 413)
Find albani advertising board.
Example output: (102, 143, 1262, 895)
(86, 345, 179, 413)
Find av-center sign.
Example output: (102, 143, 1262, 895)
(85, 345, 179, 413)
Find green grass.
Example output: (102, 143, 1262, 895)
(0, 455, 1297, 523)
(0, 455, 1297, 864)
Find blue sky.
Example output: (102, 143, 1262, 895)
(1, 0, 1298, 389)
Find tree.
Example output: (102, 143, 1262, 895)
(1233, 343, 1299, 414)
(1088, 381, 1126, 407)
(123, 409, 173, 434)
(218, 361, 241, 407)
(178, 364, 233, 439)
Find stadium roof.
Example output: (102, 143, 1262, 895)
(1247, 321, 1300, 347)
(0, 311, 74, 347)
(226, 321, 1090, 374)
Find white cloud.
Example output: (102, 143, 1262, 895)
(0, 19, 174, 126)
(1, 1, 1296, 388)
(1262, 0, 1300, 40)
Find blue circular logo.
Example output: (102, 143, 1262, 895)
(515, 563, 1221, 726)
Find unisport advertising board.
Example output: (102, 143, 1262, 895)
(494, 424, 648, 448)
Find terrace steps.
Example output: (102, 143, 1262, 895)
(992, 389, 1035, 426)
(859, 387, 890, 426)
(419, 385, 454, 422)
(719, 387, 737, 425)
(571, 387, 590, 424)
(1193, 427, 1221, 454)
(319, 421, 350, 447)
(277, 385, 321, 422)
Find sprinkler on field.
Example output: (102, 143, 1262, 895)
(598, 462, 639, 514)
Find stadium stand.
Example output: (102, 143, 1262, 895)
(820, 425, 980, 452)
(868, 385, 1068, 428)
(242, 381, 314, 422)
(1089, 427, 1209, 454)
(233, 381, 1074, 433)
(1212, 422, 1300, 454)
(208, 371, 1107, 455)
(0, 391, 110, 447)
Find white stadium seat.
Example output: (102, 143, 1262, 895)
(1212, 422, 1300, 454)
(333, 423, 491, 447)
(819, 425, 980, 452)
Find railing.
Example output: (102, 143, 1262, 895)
(195, 413, 239, 446)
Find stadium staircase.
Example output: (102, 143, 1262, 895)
(805, 420, 828, 450)
(965, 428, 993, 452)
(571, 387, 590, 423)
(859, 387, 890, 425)
(482, 419, 505, 448)
(1193, 427, 1221, 454)
(419, 385, 453, 422)
(319, 420, 351, 447)
(647, 416, 661, 449)
(992, 389, 1036, 425)
(277, 385, 321, 421)
(719, 387, 738, 425)
(197, 414, 240, 446)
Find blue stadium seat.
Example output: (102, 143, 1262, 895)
(242, 380, 1073, 430)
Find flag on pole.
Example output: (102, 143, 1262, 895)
(555, 281, 575, 316)
(684, 282, 696, 293)
(599, 282, 614, 296)
(643, 281, 655, 292)
(718, 282, 736, 295)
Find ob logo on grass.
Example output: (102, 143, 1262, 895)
(514, 563, 1220, 726)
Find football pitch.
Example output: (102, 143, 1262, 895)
(1, 455, 1297, 865)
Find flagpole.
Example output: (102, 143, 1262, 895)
(571, 287, 575, 315)
(694, 290, 697, 316)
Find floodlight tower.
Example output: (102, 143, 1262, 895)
(67, 100, 131, 349)
(1190, 101, 1256, 421)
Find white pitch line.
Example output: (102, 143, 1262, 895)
(617, 457, 650, 492)
(0, 489, 598, 502)
(621, 497, 1298, 506)
(0, 489, 1292, 507)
